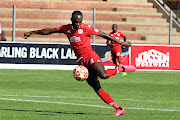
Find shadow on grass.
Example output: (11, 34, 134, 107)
(1, 108, 110, 116)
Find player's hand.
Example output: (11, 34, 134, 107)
(23, 32, 32, 39)
(122, 41, 131, 47)
(122, 45, 126, 48)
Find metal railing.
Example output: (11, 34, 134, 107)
(157, 0, 180, 24)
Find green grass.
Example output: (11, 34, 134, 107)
(0, 69, 180, 120)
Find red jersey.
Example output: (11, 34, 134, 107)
(56, 23, 100, 58)
(107, 32, 125, 51)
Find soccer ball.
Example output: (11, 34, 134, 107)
(73, 65, 89, 81)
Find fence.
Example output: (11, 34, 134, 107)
(157, 0, 180, 24)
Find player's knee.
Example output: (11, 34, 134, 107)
(99, 73, 108, 79)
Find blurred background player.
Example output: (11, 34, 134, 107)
(23, 11, 131, 116)
(1, 31, 7, 41)
(106, 24, 127, 76)
(0, 23, 7, 41)
(0, 23, 1, 39)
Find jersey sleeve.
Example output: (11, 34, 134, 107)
(120, 32, 125, 37)
(56, 25, 65, 33)
(87, 24, 100, 35)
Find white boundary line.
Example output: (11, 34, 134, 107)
(0, 98, 110, 108)
(0, 63, 180, 71)
(0, 63, 115, 70)
(0, 97, 179, 112)
(0, 63, 77, 70)
(0, 94, 178, 103)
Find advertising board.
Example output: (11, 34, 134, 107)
(0, 43, 110, 65)
(130, 44, 180, 70)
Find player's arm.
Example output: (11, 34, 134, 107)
(23, 28, 57, 39)
(122, 36, 127, 48)
(106, 40, 115, 47)
(98, 31, 131, 47)
(123, 36, 126, 42)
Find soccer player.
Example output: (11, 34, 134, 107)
(0, 23, 1, 38)
(106, 24, 127, 75)
(23, 11, 131, 116)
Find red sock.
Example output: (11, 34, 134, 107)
(98, 89, 120, 109)
(106, 69, 117, 78)
(106, 67, 123, 78)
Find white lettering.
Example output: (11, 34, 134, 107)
(135, 49, 170, 68)
(14, 47, 21, 58)
(0, 47, 28, 58)
(52, 48, 59, 59)
(41, 48, 47, 58)
(1, 47, 7, 57)
(135, 62, 170, 67)
(61, 48, 66, 59)
(7, 47, 13, 58)
(66, 48, 72, 59)
(47, 48, 52, 59)
(30, 47, 36, 58)
(61, 48, 77, 59)
(36, 48, 41, 58)
(30, 47, 59, 59)
(22, 47, 27, 58)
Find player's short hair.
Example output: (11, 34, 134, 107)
(112, 24, 117, 27)
(72, 11, 83, 18)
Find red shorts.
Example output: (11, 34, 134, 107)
(78, 51, 102, 70)
(111, 48, 122, 60)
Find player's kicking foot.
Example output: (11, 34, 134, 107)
(122, 65, 136, 72)
(122, 72, 127, 76)
(112, 107, 125, 116)
(120, 66, 127, 76)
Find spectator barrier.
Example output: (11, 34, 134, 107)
(0, 42, 179, 71)
(0, 42, 110, 65)
(130, 44, 180, 71)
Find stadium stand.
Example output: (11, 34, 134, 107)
(165, 0, 179, 11)
(0, 0, 179, 44)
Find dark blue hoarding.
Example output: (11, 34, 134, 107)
(0, 42, 110, 65)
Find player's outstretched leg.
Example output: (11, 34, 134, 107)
(92, 62, 124, 79)
(86, 73, 125, 116)
(97, 89, 125, 116)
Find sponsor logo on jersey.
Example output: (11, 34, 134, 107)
(115, 37, 120, 40)
(78, 29, 83, 34)
(135, 49, 169, 67)
(70, 36, 81, 42)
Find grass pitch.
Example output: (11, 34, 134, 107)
(0, 69, 180, 120)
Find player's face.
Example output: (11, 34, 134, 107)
(71, 15, 83, 30)
(112, 25, 118, 32)
(1, 31, 5, 36)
